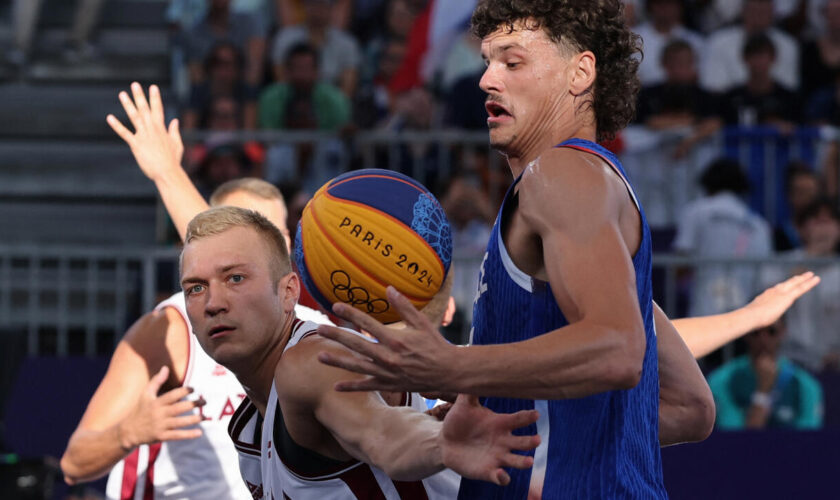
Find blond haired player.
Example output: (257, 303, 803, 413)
(60, 85, 331, 499)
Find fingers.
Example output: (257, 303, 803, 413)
(149, 84, 165, 124)
(329, 304, 395, 346)
(793, 273, 820, 296)
(118, 91, 140, 130)
(106, 114, 134, 144)
(147, 366, 170, 396)
(500, 452, 535, 470)
(317, 325, 383, 360)
(317, 349, 394, 380)
(505, 433, 541, 452)
(504, 409, 540, 430)
(167, 396, 206, 416)
(160, 428, 203, 441)
(493, 469, 511, 486)
(158, 385, 193, 404)
(131, 82, 151, 116)
(167, 413, 202, 430)
(386, 286, 432, 330)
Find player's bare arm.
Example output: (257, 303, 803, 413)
(670, 271, 820, 358)
(60, 308, 204, 484)
(108, 82, 208, 241)
(278, 334, 540, 485)
(319, 149, 649, 399)
(654, 303, 715, 446)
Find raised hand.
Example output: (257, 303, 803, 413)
(317, 286, 461, 394)
(117, 366, 205, 449)
(440, 395, 540, 486)
(744, 271, 820, 329)
(107, 82, 184, 182)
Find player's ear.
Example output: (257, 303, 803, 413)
(569, 50, 596, 96)
(279, 272, 300, 313)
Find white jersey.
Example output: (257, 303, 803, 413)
(106, 293, 332, 500)
(228, 319, 461, 499)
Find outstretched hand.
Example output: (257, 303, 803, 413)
(744, 271, 820, 329)
(440, 395, 540, 486)
(107, 82, 184, 182)
(317, 286, 461, 394)
(117, 366, 205, 450)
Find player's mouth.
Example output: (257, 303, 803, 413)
(486, 101, 513, 125)
(208, 324, 236, 339)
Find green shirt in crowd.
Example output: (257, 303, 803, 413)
(708, 355, 823, 430)
(258, 82, 350, 130)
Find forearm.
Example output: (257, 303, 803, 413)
(673, 307, 758, 359)
(61, 424, 133, 484)
(353, 407, 444, 481)
(152, 166, 208, 241)
(452, 322, 643, 399)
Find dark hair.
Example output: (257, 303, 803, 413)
(661, 39, 693, 65)
(796, 198, 840, 226)
(743, 33, 776, 59)
(204, 41, 245, 75)
(470, 0, 642, 141)
(699, 157, 750, 195)
(785, 161, 818, 192)
(285, 42, 319, 68)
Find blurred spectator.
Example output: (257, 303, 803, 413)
(623, 0, 640, 27)
(800, 0, 840, 97)
(764, 199, 840, 372)
(192, 139, 255, 198)
(775, 165, 821, 250)
(259, 43, 350, 130)
(355, 37, 408, 128)
(634, 0, 705, 87)
(721, 34, 800, 129)
(276, 0, 352, 28)
(271, 0, 362, 96)
(439, 32, 484, 93)
(690, 0, 810, 34)
(182, 42, 258, 130)
(700, 0, 800, 92)
(442, 175, 494, 322)
(185, 0, 267, 86)
(260, 43, 349, 193)
(674, 158, 772, 317)
(635, 40, 722, 158)
(9, 0, 105, 64)
(444, 69, 486, 130)
(708, 317, 823, 430)
(804, 72, 840, 125)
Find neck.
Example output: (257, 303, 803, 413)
(747, 75, 773, 93)
(506, 122, 597, 178)
(232, 313, 297, 416)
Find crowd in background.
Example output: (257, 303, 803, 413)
(7, 0, 840, 431)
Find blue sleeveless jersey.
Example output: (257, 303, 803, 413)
(459, 139, 667, 499)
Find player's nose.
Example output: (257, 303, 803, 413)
(204, 286, 229, 316)
(479, 64, 503, 94)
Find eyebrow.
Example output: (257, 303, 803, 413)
(482, 43, 526, 61)
(181, 262, 249, 287)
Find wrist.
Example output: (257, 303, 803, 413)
(116, 421, 137, 452)
(751, 391, 773, 409)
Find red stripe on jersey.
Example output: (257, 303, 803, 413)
(120, 448, 140, 500)
(394, 480, 430, 499)
(229, 399, 261, 453)
(339, 463, 386, 499)
(143, 443, 163, 500)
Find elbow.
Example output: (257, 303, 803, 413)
(604, 325, 647, 390)
(690, 388, 716, 442)
(59, 455, 80, 486)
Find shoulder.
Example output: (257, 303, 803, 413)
(517, 147, 625, 231)
(259, 83, 290, 102)
(792, 364, 823, 399)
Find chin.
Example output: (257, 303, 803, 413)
(488, 129, 515, 153)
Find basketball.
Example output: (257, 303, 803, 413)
(294, 169, 452, 324)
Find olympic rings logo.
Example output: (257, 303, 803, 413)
(330, 270, 390, 314)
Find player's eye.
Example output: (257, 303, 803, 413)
(187, 284, 204, 295)
(506, 62, 520, 69)
(229, 274, 244, 284)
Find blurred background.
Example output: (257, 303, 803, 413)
(0, 0, 839, 498)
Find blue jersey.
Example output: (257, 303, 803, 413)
(459, 138, 667, 499)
